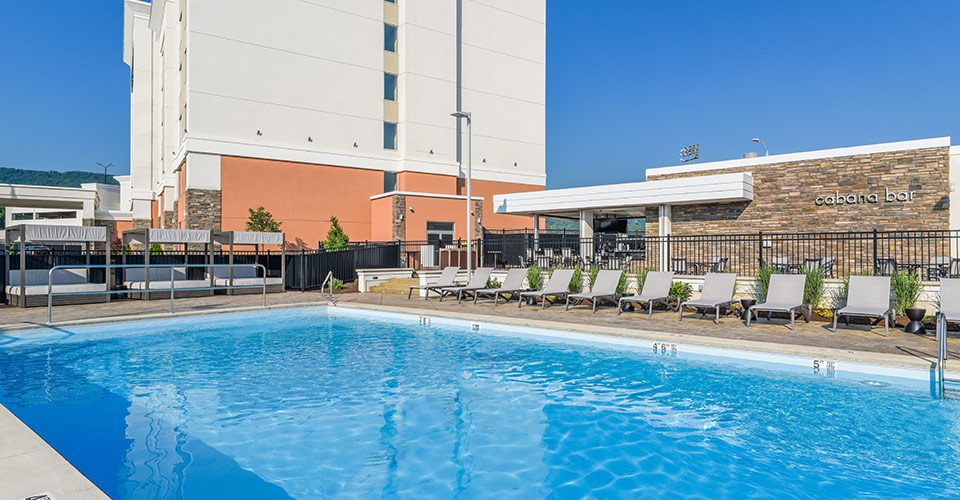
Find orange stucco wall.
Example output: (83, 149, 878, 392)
(402, 196, 471, 240)
(469, 178, 544, 231)
(370, 196, 395, 241)
(396, 171, 458, 193)
(219, 155, 543, 247)
(177, 162, 187, 229)
(220, 156, 383, 246)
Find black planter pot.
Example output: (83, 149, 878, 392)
(526, 296, 538, 306)
(904, 307, 926, 335)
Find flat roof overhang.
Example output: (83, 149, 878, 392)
(492, 172, 753, 218)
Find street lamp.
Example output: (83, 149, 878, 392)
(96, 162, 114, 184)
(451, 111, 473, 277)
(751, 138, 769, 156)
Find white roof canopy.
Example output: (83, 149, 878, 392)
(492, 172, 754, 218)
(123, 228, 211, 245)
(5, 224, 108, 243)
(214, 231, 284, 246)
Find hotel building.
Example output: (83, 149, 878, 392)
(121, 0, 545, 245)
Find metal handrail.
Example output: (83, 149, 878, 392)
(320, 271, 334, 301)
(44, 263, 269, 324)
(937, 312, 947, 399)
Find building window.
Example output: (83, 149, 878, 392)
(384, 24, 397, 52)
(385, 0, 396, 3)
(35, 211, 77, 220)
(384, 73, 397, 101)
(426, 222, 455, 247)
(384, 122, 398, 150)
(383, 172, 397, 193)
(12, 213, 34, 221)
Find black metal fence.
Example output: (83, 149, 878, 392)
(480, 230, 960, 280)
(7, 230, 960, 304)
(287, 243, 402, 290)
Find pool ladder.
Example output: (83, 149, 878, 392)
(936, 313, 959, 400)
(320, 271, 336, 304)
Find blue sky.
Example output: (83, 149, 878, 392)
(0, 1, 957, 189)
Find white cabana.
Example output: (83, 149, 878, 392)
(121, 228, 213, 299)
(212, 231, 285, 294)
(4, 224, 112, 307)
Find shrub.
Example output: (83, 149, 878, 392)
(616, 270, 628, 295)
(527, 266, 544, 290)
(323, 216, 350, 250)
(633, 268, 652, 294)
(754, 264, 778, 302)
(331, 277, 344, 292)
(803, 267, 826, 309)
(486, 277, 502, 289)
(149, 243, 163, 256)
(891, 271, 922, 315)
(246, 206, 283, 232)
(588, 265, 600, 291)
(569, 266, 583, 293)
(670, 281, 693, 303)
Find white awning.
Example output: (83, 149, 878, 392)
(492, 172, 754, 218)
(228, 231, 284, 246)
(7, 224, 107, 243)
(125, 228, 211, 245)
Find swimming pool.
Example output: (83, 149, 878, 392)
(0, 306, 958, 498)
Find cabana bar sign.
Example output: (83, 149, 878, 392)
(815, 188, 916, 207)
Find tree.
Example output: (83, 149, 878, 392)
(246, 206, 282, 232)
(323, 216, 349, 250)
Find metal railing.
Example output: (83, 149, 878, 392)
(45, 263, 268, 323)
(937, 312, 947, 399)
(320, 271, 334, 302)
(480, 229, 960, 279)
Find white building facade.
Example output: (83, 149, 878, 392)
(122, 0, 546, 245)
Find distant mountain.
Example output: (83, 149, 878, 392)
(0, 166, 118, 187)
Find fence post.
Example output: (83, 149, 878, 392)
(300, 248, 306, 292)
(872, 228, 878, 274)
(758, 231, 764, 269)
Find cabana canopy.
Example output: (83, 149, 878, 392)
(123, 228, 212, 245)
(5, 224, 108, 243)
(213, 231, 284, 246)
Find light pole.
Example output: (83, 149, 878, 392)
(751, 137, 769, 156)
(451, 111, 473, 277)
(96, 162, 114, 184)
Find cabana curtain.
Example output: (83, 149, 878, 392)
(219, 231, 284, 246)
(7, 225, 107, 243)
(125, 228, 211, 245)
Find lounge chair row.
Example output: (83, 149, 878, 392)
(409, 267, 957, 336)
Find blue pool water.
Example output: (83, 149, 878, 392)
(0, 308, 959, 498)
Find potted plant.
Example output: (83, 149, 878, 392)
(892, 271, 924, 334)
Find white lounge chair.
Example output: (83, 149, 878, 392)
(438, 267, 493, 303)
(518, 269, 575, 309)
(473, 268, 529, 304)
(746, 274, 809, 329)
(407, 266, 459, 299)
(566, 269, 622, 313)
(618, 271, 676, 317)
(678, 272, 737, 323)
(832, 276, 893, 336)
(935, 278, 960, 330)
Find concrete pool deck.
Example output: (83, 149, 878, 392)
(0, 404, 107, 499)
(1, 290, 958, 367)
(1, 290, 959, 495)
